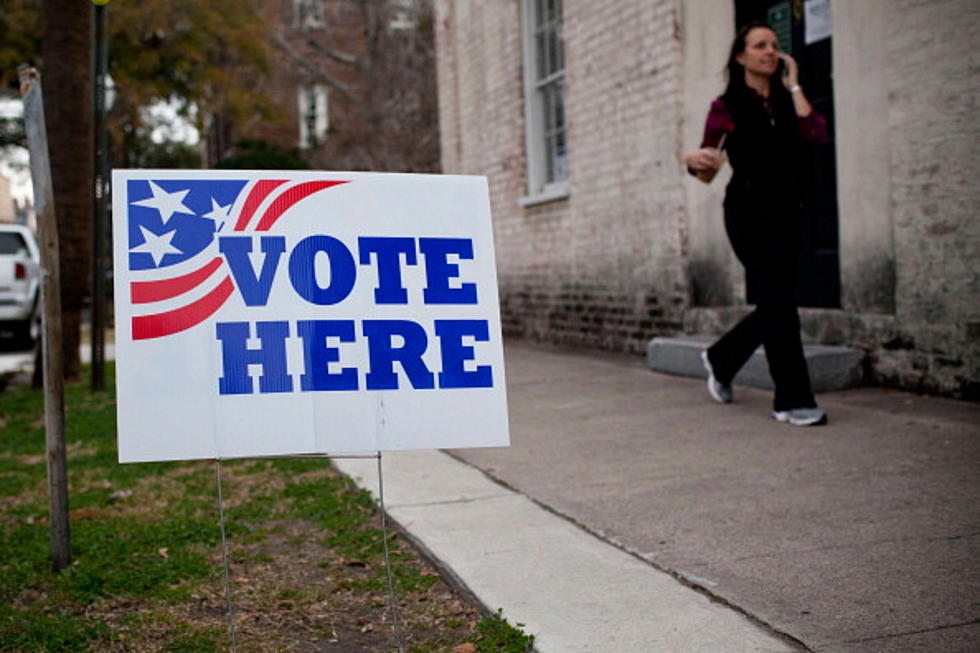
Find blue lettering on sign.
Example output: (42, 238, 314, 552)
(358, 237, 417, 304)
(435, 320, 493, 388)
(288, 235, 357, 305)
(220, 236, 286, 306)
(297, 320, 359, 391)
(216, 321, 293, 394)
(217, 235, 481, 307)
(419, 238, 478, 304)
(216, 318, 494, 395)
(363, 320, 436, 390)
(213, 233, 495, 395)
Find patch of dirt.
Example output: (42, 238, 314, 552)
(89, 464, 483, 652)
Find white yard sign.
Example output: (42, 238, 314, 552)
(112, 170, 509, 462)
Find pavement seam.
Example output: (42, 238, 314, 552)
(731, 531, 980, 562)
(841, 617, 980, 643)
(362, 503, 550, 653)
(442, 449, 813, 652)
(330, 460, 535, 649)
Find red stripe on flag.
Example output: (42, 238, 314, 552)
(130, 257, 224, 304)
(132, 276, 235, 340)
(234, 179, 288, 231)
(255, 181, 348, 231)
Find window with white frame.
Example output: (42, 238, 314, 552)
(298, 84, 328, 148)
(389, 0, 417, 31)
(521, 0, 567, 202)
(294, 0, 325, 30)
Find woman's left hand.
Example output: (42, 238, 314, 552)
(778, 52, 799, 89)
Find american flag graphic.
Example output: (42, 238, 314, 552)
(126, 177, 347, 340)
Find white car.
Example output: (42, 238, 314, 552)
(0, 224, 41, 346)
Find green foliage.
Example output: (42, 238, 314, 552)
(472, 609, 536, 652)
(160, 628, 223, 653)
(108, 0, 272, 118)
(0, 365, 531, 649)
(282, 473, 438, 594)
(0, 0, 41, 91)
(217, 140, 309, 170)
(127, 134, 202, 169)
(0, 1, 277, 166)
(64, 518, 217, 603)
(0, 607, 108, 653)
(0, 364, 217, 649)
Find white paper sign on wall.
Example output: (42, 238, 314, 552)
(112, 170, 509, 463)
(804, 0, 832, 45)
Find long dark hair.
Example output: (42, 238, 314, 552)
(721, 20, 793, 130)
(722, 21, 786, 104)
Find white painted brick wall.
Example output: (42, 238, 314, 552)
(436, 0, 980, 397)
(882, 0, 980, 394)
(437, 0, 687, 352)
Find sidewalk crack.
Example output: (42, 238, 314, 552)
(392, 493, 511, 509)
(843, 618, 980, 643)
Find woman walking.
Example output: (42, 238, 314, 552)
(684, 21, 828, 426)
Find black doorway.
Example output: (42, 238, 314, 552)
(735, 0, 840, 308)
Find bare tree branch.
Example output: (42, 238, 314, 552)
(298, 32, 359, 67)
(270, 29, 361, 107)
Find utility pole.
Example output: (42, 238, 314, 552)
(91, 0, 109, 391)
(19, 64, 70, 572)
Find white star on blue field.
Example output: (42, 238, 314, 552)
(127, 179, 247, 270)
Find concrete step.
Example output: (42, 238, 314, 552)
(647, 335, 863, 392)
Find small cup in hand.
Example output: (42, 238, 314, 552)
(695, 147, 726, 183)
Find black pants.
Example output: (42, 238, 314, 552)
(706, 202, 816, 411)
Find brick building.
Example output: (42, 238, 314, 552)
(434, 0, 980, 398)
(206, 0, 439, 174)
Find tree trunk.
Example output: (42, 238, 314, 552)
(42, 0, 92, 380)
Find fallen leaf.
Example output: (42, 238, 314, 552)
(158, 547, 169, 560)
(453, 644, 477, 653)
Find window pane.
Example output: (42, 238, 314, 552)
(0, 233, 26, 255)
(547, 30, 560, 76)
(542, 83, 555, 134)
(540, 81, 567, 184)
(524, 0, 567, 191)
(536, 32, 548, 80)
(554, 128, 568, 181)
(552, 80, 565, 132)
(534, 0, 545, 26)
(544, 134, 556, 182)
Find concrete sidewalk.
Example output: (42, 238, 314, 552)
(336, 340, 980, 652)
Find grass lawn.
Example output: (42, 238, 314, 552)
(0, 364, 534, 652)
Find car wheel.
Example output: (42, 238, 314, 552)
(12, 319, 37, 349)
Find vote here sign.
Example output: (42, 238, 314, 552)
(112, 170, 509, 463)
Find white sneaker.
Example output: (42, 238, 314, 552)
(772, 407, 828, 426)
(701, 350, 732, 404)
